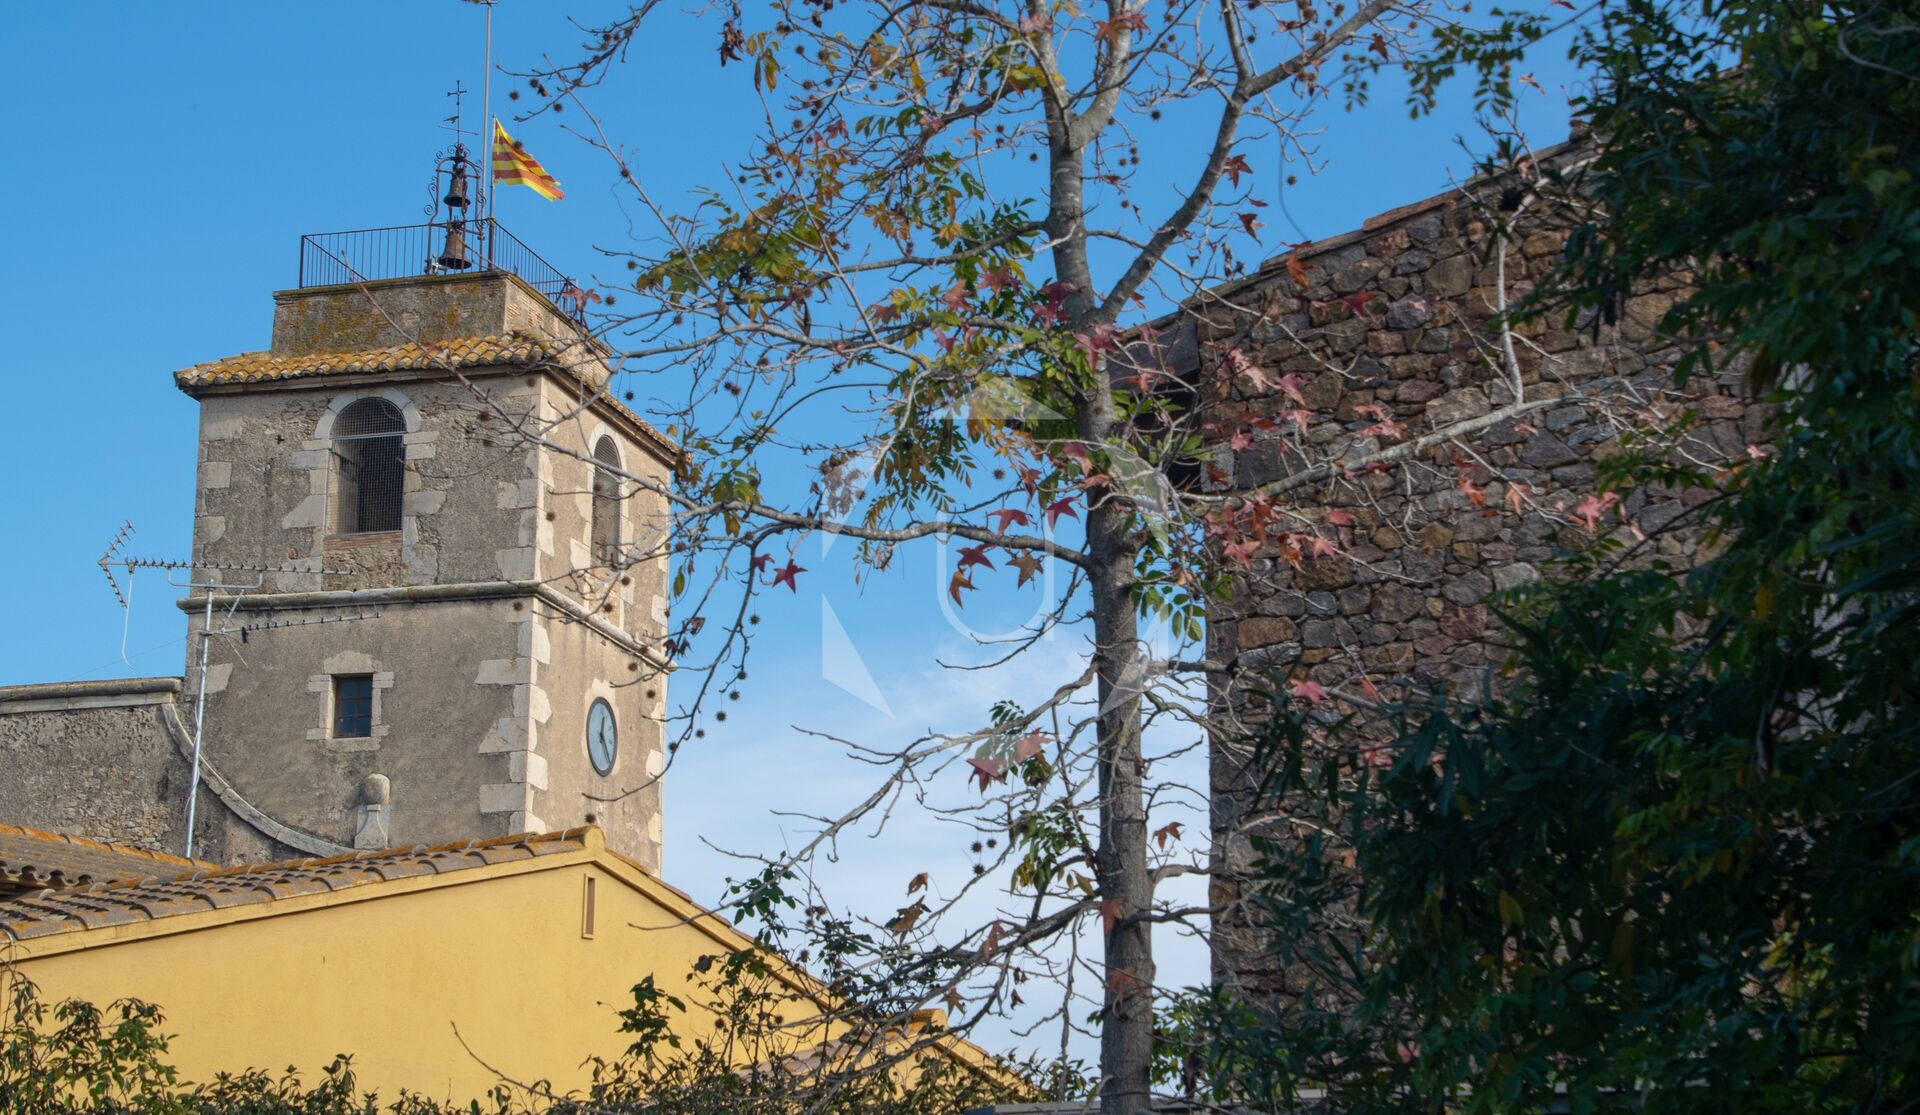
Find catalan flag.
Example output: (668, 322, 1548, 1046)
(492, 120, 564, 201)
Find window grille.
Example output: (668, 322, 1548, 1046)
(592, 436, 622, 565)
(332, 675, 374, 738)
(331, 399, 407, 535)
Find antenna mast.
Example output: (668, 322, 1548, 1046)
(99, 533, 374, 859)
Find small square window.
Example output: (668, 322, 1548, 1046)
(333, 675, 374, 738)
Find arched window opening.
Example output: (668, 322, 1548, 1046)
(591, 436, 622, 565)
(331, 398, 407, 535)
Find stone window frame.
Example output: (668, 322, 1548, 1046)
(590, 434, 624, 568)
(307, 651, 394, 753)
(327, 398, 408, 537)
(304, 388, 431, 550)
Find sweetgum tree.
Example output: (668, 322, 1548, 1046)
(478, 0, 1618, 1108)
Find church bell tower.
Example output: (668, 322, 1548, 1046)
(172, 168, 673, 867)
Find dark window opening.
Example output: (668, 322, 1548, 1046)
(332, 398, 407, 535)
(591, 436, 622, 565)
(333, 675, 374, 738)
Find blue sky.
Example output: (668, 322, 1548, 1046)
(2, 1, 1585, 1062)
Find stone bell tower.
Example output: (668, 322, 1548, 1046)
(172, 202, 675, 867)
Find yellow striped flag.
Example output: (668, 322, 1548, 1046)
(492, 120, 564, 201)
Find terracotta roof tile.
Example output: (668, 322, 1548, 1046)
(0, 828, 596, 943)
(173, 332, 565, 388)
(0, 823, 211, 897)
(172, 334, 681, 462)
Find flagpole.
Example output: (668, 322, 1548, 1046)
(481, 0, 495, 268)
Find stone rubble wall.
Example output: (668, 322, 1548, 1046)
(1189, 141, 1762, 999)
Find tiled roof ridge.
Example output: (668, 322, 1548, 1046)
(0, 821, 207, 870)
(171, 333, 681, 459)
(173, 329, 563, 387)
(123, 826, 595, 891)
(0, 827, 599, 942)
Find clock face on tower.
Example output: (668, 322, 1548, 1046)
(587, 698, 618, 776)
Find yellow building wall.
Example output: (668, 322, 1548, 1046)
(6, 860, 737, 1104)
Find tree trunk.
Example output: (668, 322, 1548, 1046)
(1086, 425, 1153, 1115)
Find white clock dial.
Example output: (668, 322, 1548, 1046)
(587, 698, 618, 776)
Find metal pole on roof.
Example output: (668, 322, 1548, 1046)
(482, 0, 496, 269)
(185, 591, 212, 859)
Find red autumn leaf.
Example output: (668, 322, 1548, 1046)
(1045, 497, 1079, 529)
(1014, 731, 1049, 763)
(1327, 509, 1355, 526)
(1459, 474, 1487, 508)
(1229, 429, 1255, 452)
(560, 285, 603, 314)
(981, 266, 1017, 294)
(1286, 253, 1311, 290)
(958, 543, 996, 571)
(1290, 679, 1329, 707)
(1369, 33, 1390, 60)
(1573, 491, 1620, 531)
(981, 919, 1010, 959)
(1100, 898, 1122, 936)
(940, 281, 970, 311)
(750, 553, 774, 572)
(1093, 11, 1147, 41)
(1238, 212, 1265, 238)
(1519, 73, 1545, 94)
(948, 568, 976, 607)
(1343, 290, 1377, 315)
(1221, 345, 1273, 392)
(1153, 821, 1184, 850)
(1506, 481, 1529, 515)
(967, 756, 1008, 790)
(907, 872, 929, 894)
(1008, 551, 1045, 587)
(1220, 152, 1252, 187)
(1306, 534, 1337, 558)
(944, 986, 963, 1011)
(1018, 465, 1042, 495)
(1275, 372, 1308, 406)
(988, 508, 1033, 533)
(887, 899, 927, 936)
(770, 559, 806, 591)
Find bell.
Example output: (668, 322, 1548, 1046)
(437, 223, 472, 270)
(443, 161, 471, 210)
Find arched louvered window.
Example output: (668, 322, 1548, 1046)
(592, 436, 622, 565)
(331, 398, 407, 535)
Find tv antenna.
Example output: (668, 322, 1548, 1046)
(99, 524, 377, 858)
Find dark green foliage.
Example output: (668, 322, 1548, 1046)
(1180, 1, 1920, 1110)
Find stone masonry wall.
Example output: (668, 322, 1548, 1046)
(1189, 141, 1763, 1001)
(0, 679, 298, 864)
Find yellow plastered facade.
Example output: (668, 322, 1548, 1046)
(1, 833, 1006, 1103)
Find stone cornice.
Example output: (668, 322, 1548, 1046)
(173, 581, 673, 671)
